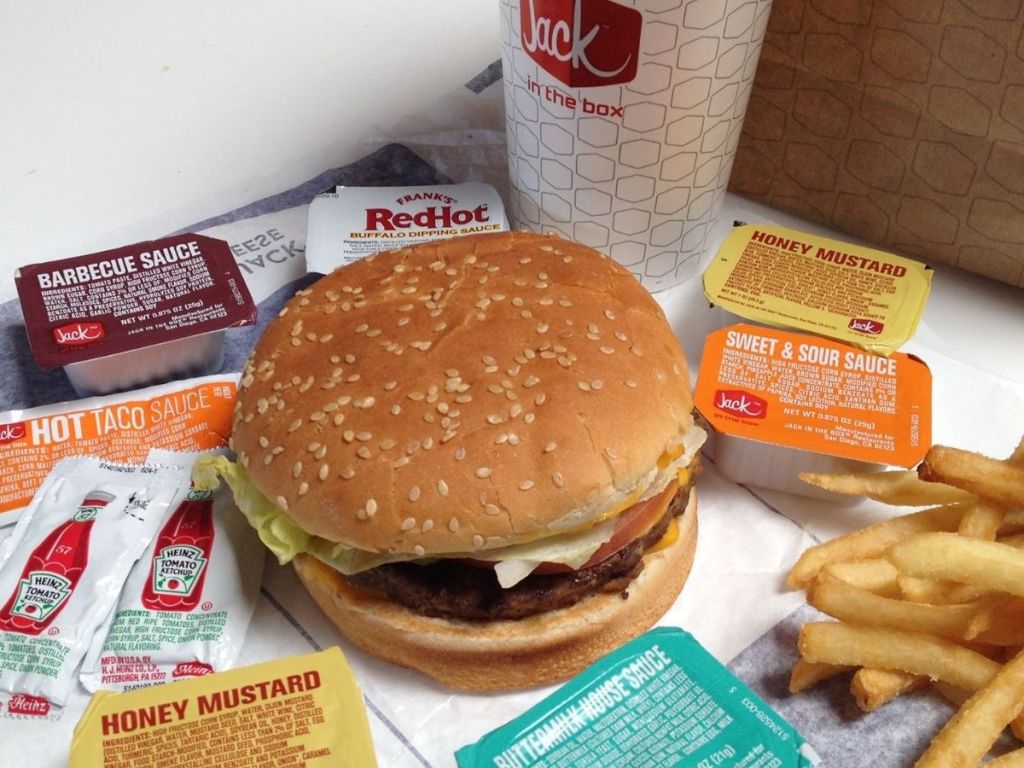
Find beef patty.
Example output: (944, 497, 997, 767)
(345, 483, 691, 621)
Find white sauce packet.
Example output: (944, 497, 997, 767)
(305, 183, 507, 273)
(0, 456, 186, 716)
(79, 450, 264, 694)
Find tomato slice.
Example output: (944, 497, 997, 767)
(530, 480, 679, 575)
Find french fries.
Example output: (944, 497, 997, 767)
(788, 436, 1024, 765)
(807, 572, 997, 642)
(821, 558, 901, 597)
(987, 747, 1024, 766)
(887, 533, 1024, 598)
(799, 469, 974, 506)
(850, 668, 925, 712)
(916, 646, 1024, 767)
(788, 658, 851, 694)
(919, 445, 1024, 508)
(798, 622, 1001, 692)
(787, 503, 965, 588)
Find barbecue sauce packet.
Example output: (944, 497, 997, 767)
(456, 627, 819, 768)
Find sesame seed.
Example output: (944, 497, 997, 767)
(510, 404, 523, 418)
(592, 379, 604, 390)
(384, 380, 398, 391)
(473, 534, 486, 547)
(448, 517, 460, 532)
(298, 482, 309, 496)
(523, 375, 540, 388)
(319, 465, 330, 481)
(605, 447, 619, 460)
(414, 545, 426, 556)
(486, 414, 503, 425)
(524, 413, 536, 424)
(625, 379, 638, 388)
(356, 431, 372, 441)
(422, 519, 434, 532)
(292, 462, 303, 478)
(366, 499, 378, 516)
(437, 479, 449, 496)
(408, 486, 421, 502)
(544, 441, 557, 452)
(259, 436, 270, 448)
(600, 346, 615, 355)
(553, 472, 565, 488)
(578, 381, 591, 392)
(454, 447, 466, 461)
(392, 456, 410, 468)
(401, 517, 416, 531)
(475, 467, 492, 478)
(356, 447, 372, 459)
(535, 393, 547, 406)
(519, 480, 534, 491)
(380, 438, 397, 450)
(307, 442, 321, 453)
(276, 496, 289, 511)
(391, 404, 402, 415)
(604, 309, 616, 320)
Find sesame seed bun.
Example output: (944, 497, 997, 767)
(231, 231, 695, 555)
(293, 491, 697, 691)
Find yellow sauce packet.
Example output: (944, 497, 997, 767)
(69, 647, 377, 768)
(703, 224, 932, 355)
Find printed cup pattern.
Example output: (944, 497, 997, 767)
(501, 0, 773, 291)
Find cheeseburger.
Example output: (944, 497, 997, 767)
(199, 231, 704, 690)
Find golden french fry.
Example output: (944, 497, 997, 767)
(971, 600, 1024, 647)
(887, 533, 1024, 598)
(788, 658, 851, 694)
(933, 680, 970, 708)
(850, 668, 925, 712)
(822, 558, 901, 597)
(788, 504, 966, 588)
(915, 646, 1024, 768)
(1009, 436, 1024, 467)
(986, 748, 1024, 767)
(958, 501, 1006, 540)
(999, 532, 1024, 547)
(999, 508, 1024, 536)
(919, 445, 1024, 508)
(800, 469, 975, 506)
(798, 622, 999, 692)
(898, 575, 983, 605)
(807, 572, 986, 642)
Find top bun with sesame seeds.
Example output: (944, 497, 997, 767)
(230, 230, 698, 555)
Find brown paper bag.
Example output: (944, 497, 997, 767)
(729, 0, 1024, 288)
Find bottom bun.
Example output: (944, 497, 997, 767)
(294, 491, 697, 691)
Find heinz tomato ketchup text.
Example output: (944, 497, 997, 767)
(80, 450, 262, 694)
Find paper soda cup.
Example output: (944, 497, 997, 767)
(500, 0, 773, 291)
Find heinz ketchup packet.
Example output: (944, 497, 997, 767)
(80, 450, 263, 693)
(0, 457, 185, 716)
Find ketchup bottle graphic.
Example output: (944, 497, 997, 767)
(0, 489, 115, 635)
(142, 487, 214, 612)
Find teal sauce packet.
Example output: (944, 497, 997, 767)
(456, 627, 819, 768)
